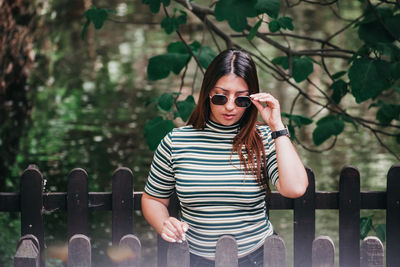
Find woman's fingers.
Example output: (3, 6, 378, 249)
(250, 93, 279, 108)
(161, 217, 189, 243)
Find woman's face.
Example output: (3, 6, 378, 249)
(209, 74, 250, 126)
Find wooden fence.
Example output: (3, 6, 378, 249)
(1, 164, 399, 266)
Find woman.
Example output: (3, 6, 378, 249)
(142, 49, 308, 266)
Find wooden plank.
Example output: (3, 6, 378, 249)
(360, 237, 384, 267)
(158, 191, 180, 267)
(1, 190, 388, 212)
(339, 166, 360, 267)
(118, 234, 142, 267)
(89, 192, 112, 210)
(386, 164, 400, 267)
(68, 234, 91, 267)
(312, 236, 334, 267)
(67, 168, 89, 240)
(167, 241, 190, 267)
(264, 235, 286, 267)
(112, 167, 134, 245)
(14, 235, 40, 267)
(215, 235, 238, 267)
(293, 167, 315, 267)
(20, 165, 44, 256)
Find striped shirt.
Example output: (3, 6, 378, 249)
(144, 120, 279, 259)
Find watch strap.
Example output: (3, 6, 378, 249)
(271, 128, 290, 139)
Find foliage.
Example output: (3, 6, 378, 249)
(0, 213, 20, 266)
(85, 1, 400, 158)
(360, 215, 386, 242)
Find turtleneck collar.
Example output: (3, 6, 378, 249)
(205, 119, 240, 134)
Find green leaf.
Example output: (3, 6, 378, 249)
(375, 101, 400, 126)
(385, 14, 400, 39)
(255, 0, 280, 19)
(215, 0, 258, 32)
(348, 58, 392, 103)
(160, 11, 187, 34)
(278, 16, 293, 30)
(271, 56, 288, 67)
(81, 6, 115, 39)
(340, 114, 358, 131)
(158, 93, 174, 111)
(312, 115, 345, 146)
(142, 0, 171, 13)
(147, 53, 190, 80)
(248, 18, 263, 41)
(269, 20, 280, 32)
(391, 61, 400, 80)
(144, 116, 174, 150)
(177, 95, 196, 121)
(331, 71, 347, 80)
(376, 224, 386, 243)
(196, 46, 217, 69)
(397, 134, 400, 144)
(161, 17, 177, 34)
(358, 21, 395, 44)
(329, 79, 348, 105)
(292, 57, 314, 83)
(83, 7, 108, 29)
(357, 10, 399, 44)
(288, 124, 296, 141)
(281, 113, 313, 127)
(360, 215, 374, 240)
(272, 56, 313, 82)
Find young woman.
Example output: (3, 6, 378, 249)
(142, 49, 308, 266)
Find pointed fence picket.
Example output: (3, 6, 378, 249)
(1, 164, 399, 266)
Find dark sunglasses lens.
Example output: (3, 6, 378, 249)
(211, 94, 228, 105)
(235, 96, 251, 107)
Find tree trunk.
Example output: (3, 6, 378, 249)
(0, 0, 36, 189)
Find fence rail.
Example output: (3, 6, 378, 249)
(1, 164, 399, 267)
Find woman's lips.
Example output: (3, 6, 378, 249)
(223, 114, 235, 120)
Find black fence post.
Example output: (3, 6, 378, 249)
(20, 165, 44, 265)
(14, 235, 40, 267)
(386, 164, 400, 267)
(158, 191, 179, 267)
(360, 236, 384, 267)
(112, 167, 134, 246)
(264, 235, 286, 267)
(215, 235, 238, 267)
(312, 236, 334, 267)
(293, 167, 315, 267)
(118, 234, 142, 267)
(67, 168, 89, 240)
(339, 166, 360, 267)
(167, 241, 190, 267)
(68, 234, 91, 267)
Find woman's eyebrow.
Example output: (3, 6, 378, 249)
(214, 86, 248, 93)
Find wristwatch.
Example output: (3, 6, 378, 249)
(271, 128, 290, 139)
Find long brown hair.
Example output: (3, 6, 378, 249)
(187, 49, 270, 193)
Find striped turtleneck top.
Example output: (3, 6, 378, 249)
(144, 120, 279, 259)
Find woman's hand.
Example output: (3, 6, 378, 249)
(250, 93, 285, 131)
(161, 217, 189, 243)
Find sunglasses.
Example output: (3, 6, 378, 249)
(210, 94, 252, 108)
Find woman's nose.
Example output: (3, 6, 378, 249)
(225, 96, 236, 110)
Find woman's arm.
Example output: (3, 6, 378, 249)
(141, 192, 188, 242)
(251, 93, 308, 198)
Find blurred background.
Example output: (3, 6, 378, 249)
(1, 0, 399, 266)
